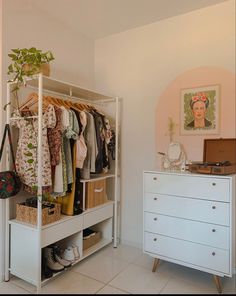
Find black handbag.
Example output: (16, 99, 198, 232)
(0, 124, 21, 199)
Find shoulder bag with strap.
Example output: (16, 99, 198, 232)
(0, 124, 21, 199)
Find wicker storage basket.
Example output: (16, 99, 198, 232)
(86, 180, 107, 209)
(83, 231, 101, 250)
(16, 201, 61, 226)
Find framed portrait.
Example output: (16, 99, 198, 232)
(180, 85, 220, 135)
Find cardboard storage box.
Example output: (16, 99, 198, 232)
(83, 231, 101, 250)
(86, 179, 107, 209)
(16, 201, 61, 226)
(189, 138, 236, 175)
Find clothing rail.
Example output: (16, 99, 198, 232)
(25, 84, 116, 105)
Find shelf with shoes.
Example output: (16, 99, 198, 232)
(41, 216, 112, 283)
(4, 74, 121, 292)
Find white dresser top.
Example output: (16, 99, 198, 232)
(143, 169, 236, 179)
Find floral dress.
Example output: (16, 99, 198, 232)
(11, 105, 56, 190)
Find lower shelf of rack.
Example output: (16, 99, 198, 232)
(9, 238, 113, 286)
(9, 202, 114, 286)
(41, 238, 112, 285)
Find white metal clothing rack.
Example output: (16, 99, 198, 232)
(5, 74, 120, 293)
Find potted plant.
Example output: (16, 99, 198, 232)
(7, 47, 55, 94)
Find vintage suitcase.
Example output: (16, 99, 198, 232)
(189, 138, 236, 175)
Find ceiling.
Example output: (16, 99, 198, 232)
(9, 0, 229, 39)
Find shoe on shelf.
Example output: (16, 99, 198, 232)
(62, 246, 76, 263)
(41, 255, 53, 279)
(43, 247, 64, 272)
(52, 245, 72, 268)
(71, 244, 80, 260)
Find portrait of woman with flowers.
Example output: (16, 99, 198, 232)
(180, 85, 220, 135)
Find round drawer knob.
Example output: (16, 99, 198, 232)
(153, 177, 157, 181)
(153, 238, 157, 241)
(212, 205, 216, 209)
(154, 218, 157, 221)
(154, 197, 158, 201)
(212, 252, 216, 256)
(212, 183, 216, 186)
(212, 229, 216, 232)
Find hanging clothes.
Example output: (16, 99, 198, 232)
(11, 104, 56, 190)
(64, 109, 80, 184)
(53, 106, 69, 193)
(81, 111, 98, 179)
(92, 111, 110, 174)
(76, 111, 87, 169)
(47, 106, 63, 166)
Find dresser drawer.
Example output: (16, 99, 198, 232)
(144, 173, 230, 202)
(144, 193, 229, 226)
(144, 232, 229, 274)
(144, 213, 229, 249)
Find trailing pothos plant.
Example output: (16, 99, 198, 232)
(6, 47, 55, 109)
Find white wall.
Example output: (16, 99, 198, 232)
(94, 0, 236, 247)
(0, 0, 95, 282)
(2, 0, 95, 95)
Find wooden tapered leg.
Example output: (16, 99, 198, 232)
(152, 258, 160, 272)
(213, 275, 222, 294)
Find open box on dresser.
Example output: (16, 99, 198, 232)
(189, 138, 236, 175)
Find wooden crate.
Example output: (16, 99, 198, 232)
(86, 179, 107, 209)
(16, 201, 61, 226)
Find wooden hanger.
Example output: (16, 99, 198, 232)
(64, 99, 73, 108)
(19, 92, 38, 111)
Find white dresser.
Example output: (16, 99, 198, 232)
(143, 170, 235, 293)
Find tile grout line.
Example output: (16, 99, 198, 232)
(70, 268, 131, 294)
(158, 275, 175, 294)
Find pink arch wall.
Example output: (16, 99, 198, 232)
(156, 67, 236, 166)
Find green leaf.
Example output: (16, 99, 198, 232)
(8, 53, 17, 59)
(29, 47, 37, 52)
(11, 48, 20, 54)
(27, 159, 34, 164)
(27, 143, 37, 149)
(24, 152, 33, 157)
(8, 64, 13, 71)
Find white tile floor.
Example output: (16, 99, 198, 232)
(0, 243, 235, 294)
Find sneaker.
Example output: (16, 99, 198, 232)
(43, 247, 64, 272)
(62, 247, 75, 263)
(53, 245, 71, 268)
(71, 244, 80, 260)
(54, 253, 72, 268)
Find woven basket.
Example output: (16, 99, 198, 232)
(16, 201, 61, 226)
